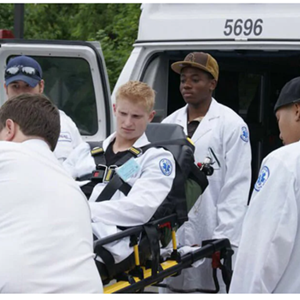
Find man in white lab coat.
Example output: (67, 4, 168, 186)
(86, 81, 176, 270)
(4, 55, 86, 165)
(0, 93, 102, 293)
(161, 52, 252, 292)
(230, 76, 300, 293)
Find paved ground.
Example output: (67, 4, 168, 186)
(144, 285, 158, 293)
(104, 280, 158, 293)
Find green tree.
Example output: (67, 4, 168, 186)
(0, 4, 14, 32)
(0, 3, 141, 90)
(96, 4, 141, 89)
(24, 4, 80, 40)
(71, 3, 141, 89)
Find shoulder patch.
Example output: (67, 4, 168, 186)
(254, 166, 270, 192)
(91, 147, 104, 156)
(240, 126, 249, 142)
(159, 158, 173, 176)
(58, 132, 72, 142)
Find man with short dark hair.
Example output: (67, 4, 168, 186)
(0, 93, 60, 151)
(0, 93, 103, 293)
(230, 77, 300, 293)
(4, 55, 86, 168)
(161, 52, 252, 293)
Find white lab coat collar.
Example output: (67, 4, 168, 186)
(22, 138, 51, 152)
(21, 139, 53, 161)
(102, 132, 151, 151)
(191, 98, 220, 143)
(172, 98, 220, 143)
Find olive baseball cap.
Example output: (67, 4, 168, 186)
(171, 52, 219, 81)
(274, 77, 300, 112)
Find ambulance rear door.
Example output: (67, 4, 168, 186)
(0, 39, 113, 142)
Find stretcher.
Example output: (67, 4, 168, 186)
(94, 213, 234, 293)
(87, 123, 234, 293)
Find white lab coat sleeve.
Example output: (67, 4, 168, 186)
(89, 149, 175, 227)
(62, 141, 95, 179)
(55, 111, 84, 163)
(229, 156, 298, 293)
(212, 123, 251, 246)
(62, 111, 83, 148)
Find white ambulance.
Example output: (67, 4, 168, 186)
(112, 3, 300, 182)
(0, 38, 113, 144)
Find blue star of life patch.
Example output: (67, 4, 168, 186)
(240, 126, 249, 142)
(254, 166, 270, 192)
(159, 158, 173, 176)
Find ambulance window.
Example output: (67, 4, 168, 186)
(214, 70, 261, 122)
(141, 54, 169, 123)
(34, 56, 97, 136)
(239, 73, 261, 121)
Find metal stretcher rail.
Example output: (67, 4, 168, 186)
(94, 214, 178, 250)
(112, 238, 232, 293)
(93, 214, 233, 293)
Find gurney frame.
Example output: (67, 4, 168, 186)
(94, 214, 234, 293)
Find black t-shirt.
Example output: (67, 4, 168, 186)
(105, 139, 130, 166)
(187, 120, 200, 138)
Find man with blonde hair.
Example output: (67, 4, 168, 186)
(91, 80, 175, 258)
(73, 81, 176, 279)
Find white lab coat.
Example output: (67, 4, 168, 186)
(161, 98, 252, 292)
(62, 140, 95, 180)
(230, 140, 300, 293)
(54, 110, 84, 163)
(89, 132, 176, 264)
(0, 139, 103, 293)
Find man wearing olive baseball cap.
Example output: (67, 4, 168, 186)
(161, 52, 252, 293)
(171, 51, 219, 81)
(274, 76, 300, 145)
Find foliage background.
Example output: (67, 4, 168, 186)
(0, 3, 141, 91)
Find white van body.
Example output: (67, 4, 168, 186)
(112, 3, 300, 183)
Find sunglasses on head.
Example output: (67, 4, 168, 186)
(5, 65, 41, 79)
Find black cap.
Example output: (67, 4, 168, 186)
(274, 77, 300, 113)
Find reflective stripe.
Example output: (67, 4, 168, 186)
(91, 147, 104, 156)
(129, 147, 142, 157)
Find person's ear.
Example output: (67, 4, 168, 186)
(294, 102, 300, 121)
(4, 83, 8, 96)
(113, 103, 117, 116)
(1, 119, 17, 141)
(209, 79, 217, 92)
(39, 80, 45, 93)
(148, 110, 156, 123)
